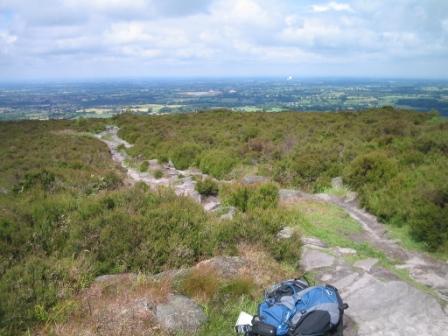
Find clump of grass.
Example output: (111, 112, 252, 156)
(216, 277, 256, 301)
(177, 266, 257, 305)
(199, 149, 237, 179)
(196, 178, 219, 196)
(323, 185, 352, 198)
(117, 143, 126, 152)
(177, 267, 220, 302)
(153, 169, 163, 179)
(139, 161, 149, 172)
(221, 182, 279, 212)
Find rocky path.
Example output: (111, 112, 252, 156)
(299, 238, 448, 336)
(315, 192, 448, 301)
(96, 126, 222, 213)
(98, 127, 448, 335)
(281, 189, 448, 335)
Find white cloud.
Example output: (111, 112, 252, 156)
(443, 18, 448, 32)
(0, 0, 447, 78)
(105, 23, 153, 45)
(311, 2, 353, 13)
(0, 31, 17, 55)
(0, 31, 17, 45)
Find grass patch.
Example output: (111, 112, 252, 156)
(287, 199, 362, 247)
(322, 185, 352, 198)
(197, 296, 258, 336)
(386, 224, 448, 260)
(139, 161, 149, 172)
(153, 169, 164, 179)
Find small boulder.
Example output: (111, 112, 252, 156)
(302, 236, 327, 248)
(95, 273, 137, 283)
(195, 256, 247, 279)
(148, 159, 162, 170)
(334, 247, 357, 256)
(277, 226, 295, 239)
(331, 176, 344, 189)
(354, 258, 379, 272)
(345, 191, 358, 203)
(220, 206, 236, 220)
(279, 189, 304, 203)
(156, 294, 206, 333)
(320, 274, 333, 282)
(203, 196, 220, 212)
(241, 175, 269, 185)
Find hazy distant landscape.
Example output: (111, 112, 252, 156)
(1, 78, 448, 120)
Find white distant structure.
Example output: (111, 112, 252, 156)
(287, 76, 293, 81)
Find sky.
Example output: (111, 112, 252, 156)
(0, 0, 447, 80)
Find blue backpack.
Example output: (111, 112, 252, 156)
(252, 279, 347, 336)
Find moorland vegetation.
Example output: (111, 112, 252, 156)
(0, 121, 299, 335)
(0, 107, 447, 335)
(117, 108, 448, 252)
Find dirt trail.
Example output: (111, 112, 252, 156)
(96, 126, 222, 213)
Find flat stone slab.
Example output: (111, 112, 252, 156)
(334, 247, 357, 256)
(279, 189, 305, 203)
(408, 270, 448, 290)
(342, 275, 448, 336)
(241, 175, 269, 185)
(203, 200, 220, 212)
(219, 206, 236, 220)
(195, 256, 247, 279)
(334, 272, 360, 290)
(354, 258, 379, 272)
(156, 294, 206, 333)
(300, 246, 336, 271)
(277, 226, 295, 239)
(331, 176, 343, 189)
(302, 236, 327, 248)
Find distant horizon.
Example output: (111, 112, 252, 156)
(2, 76, 448, 85)
(2, 76, 448, 120)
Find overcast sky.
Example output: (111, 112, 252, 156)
(0, 0, 447, 80)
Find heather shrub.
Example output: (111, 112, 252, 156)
(222, 183, 279, 212)
(344, 150, 398, 190)
(196, 178, 219, 196)
(139, 161, 149, 172)
(170, 143, 202, 170)
(153, 169, 163, 179)
(199, 149, 237, 179)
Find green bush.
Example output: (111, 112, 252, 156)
(223, 183, 279, 212)
(199, 150, 237, 179)
(217, 277, 256, 299)
(196, 178, 219, 196)
(66, 185, 211, 274)
(0, 256, 92, 335)
(225, 185, 250, 212)
(139, 161, 149, 172)
(177, 268, 220, 301)
(345, 151, 398, 190)
(211, 208, 301, 264)
(247, 183, 279, 210)
(13, 170, 56, 193)
(408, 180, 448, 251)
(170, 143, 202, 170)
(154, 169, 163, 179)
